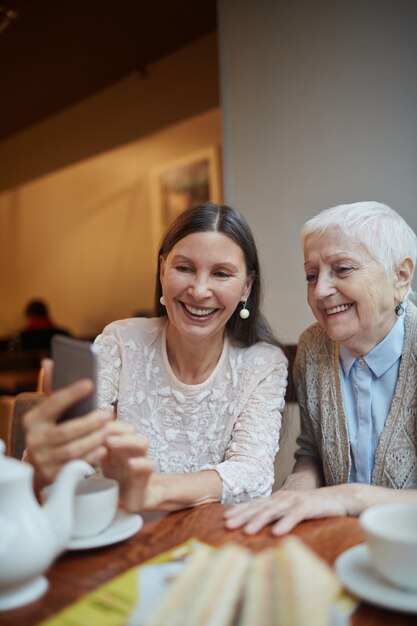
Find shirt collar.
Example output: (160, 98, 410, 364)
(339, 310, 405, 378)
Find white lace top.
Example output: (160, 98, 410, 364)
(94, 317, 288, 504)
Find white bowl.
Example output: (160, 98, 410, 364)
(360, 503, 417, 591)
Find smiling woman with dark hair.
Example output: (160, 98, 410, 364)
(24, 203, 288, 513)
(94, 202, 288, 511)
(225, 201, 417, 535)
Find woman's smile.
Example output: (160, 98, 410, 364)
(325, 303, 353, 316)
(181, 302, 218, 319)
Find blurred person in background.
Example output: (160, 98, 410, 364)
(11, 299, 70, 353)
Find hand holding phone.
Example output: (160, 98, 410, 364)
(52, 335, 98, 422)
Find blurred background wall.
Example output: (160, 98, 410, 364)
(218, 0, 417, 343)
(0, 34, 221, 337)
(1, 1, 417, 345)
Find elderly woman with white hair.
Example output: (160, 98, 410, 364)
(225, 201, 417, 535)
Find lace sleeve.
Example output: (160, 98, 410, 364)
(210, 361, 287, 504)
(94, 331, 121, 414)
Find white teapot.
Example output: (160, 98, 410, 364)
(0, 439, 94, 611)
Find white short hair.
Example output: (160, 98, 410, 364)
(301, 201, 417, 282)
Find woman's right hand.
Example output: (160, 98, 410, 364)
(26, 358, 154, 507)
(224, 485, 352, 535)
(23, 379, 113, 489)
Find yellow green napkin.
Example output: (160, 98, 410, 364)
(40, 539, 207, 626)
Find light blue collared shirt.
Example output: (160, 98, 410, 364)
(339, 313, 405, 484)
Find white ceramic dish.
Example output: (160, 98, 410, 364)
(335, 544, 417, 614)
(67, 510, 143, 551)
(360, 503, 417, 591)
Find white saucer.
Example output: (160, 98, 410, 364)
(68, 510, 143, 551)
(335, 544, 417, 614)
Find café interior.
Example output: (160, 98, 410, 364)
(1, 1, 416, 624)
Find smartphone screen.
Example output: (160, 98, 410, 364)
(52, 335, 98, 422)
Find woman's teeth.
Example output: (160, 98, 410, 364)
(184, 304, 216, 316)
(326, 304, 352, 315)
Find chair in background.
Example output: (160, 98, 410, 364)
(273, 401, 300, 490)
(0, 395, 15, 455)
(10, 392, 44, 460)
(0, 351, 43, 395)
(273, 343, 300, 490)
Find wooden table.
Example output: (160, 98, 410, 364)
(0, 505, 415, 626)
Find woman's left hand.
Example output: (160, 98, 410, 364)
(101, 423, 153, 510)
(224, 486, 352, 535)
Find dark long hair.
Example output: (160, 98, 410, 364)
(154, 202, 282, 348)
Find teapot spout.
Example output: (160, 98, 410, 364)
(44, 460, 95, 554)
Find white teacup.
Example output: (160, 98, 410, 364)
(43, 476, 119, 539)
(72, 476, 119, 538)
(360, 503, 417, 591)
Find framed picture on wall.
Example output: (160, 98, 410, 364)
(151, 146, 222, 241)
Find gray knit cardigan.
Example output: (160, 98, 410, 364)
(294, 301, 417, 489)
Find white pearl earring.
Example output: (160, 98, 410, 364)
(239, 300, 250, 319)
(160, 295, 166, 306)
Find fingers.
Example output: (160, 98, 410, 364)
(106, 420, 136, 435)
(225, 491, 319, 535)
(40, 358, 54, 395)
(106, 429, 149, 457)
(25, 406, 112, 458)
(225, 488, 349, 536)
(269, 489, 345, 535)
(224, 500, 266, 527)
(100, 424, 150, 491)
(128, 457, 153, 482)
(104, 423, 149, 467)
(26, 413, 111, 484)
(36, 446, 107, 485)
(81, 445, 109, 466)
(122, 458, 154, 512)
(242, 507, 284, 535)
(24, 379, 96, 428)
(227, 501, 301, 537)
(24, 385, 114, 485)
(271, 511, 305, 536)
(101, 424, 152, 513)
(225, 495, 290, 534)
(33, 419, 110, 462)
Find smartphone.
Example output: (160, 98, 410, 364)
(52, 335, 98, 422)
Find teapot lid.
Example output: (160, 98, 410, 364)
(0, 439, 32, 482)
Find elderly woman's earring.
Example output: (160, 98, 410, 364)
(239, 300, 250, 319)
(160, 295, 166, 306)
(395, 301, 404, 316)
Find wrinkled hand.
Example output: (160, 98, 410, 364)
(24, 379, 113, 487)
(224, 486, 351, 535)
